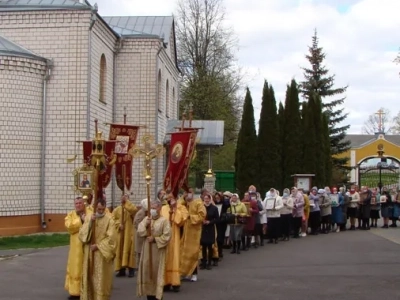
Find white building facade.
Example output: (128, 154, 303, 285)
(0, 0, 180, 236)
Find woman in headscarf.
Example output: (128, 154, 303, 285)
(320, 188, 332, 234)
(265, 188, 283, 244)
(308, 187, 321, 235)
(226, 194, 247, 254)
(291, 187, 305, 238)
(280, 188, 293, 241)
(330, 187, 343, 232)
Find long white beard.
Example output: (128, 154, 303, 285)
(269, 193, 276, 198)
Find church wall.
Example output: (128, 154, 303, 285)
(0, 56, 46, 227)
(0, 10, 91, 234)
(113, 39, 159, 203)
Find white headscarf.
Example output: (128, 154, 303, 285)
(141, 198, 148, 211)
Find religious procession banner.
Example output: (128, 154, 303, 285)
(178, 129, 198, 192)
(164, 130, 196, 197)
(82, 140, 115, 193)
(108, 124, 140, 192)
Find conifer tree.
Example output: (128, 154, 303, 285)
(322, 112, 332, 185)
(299, 30, 350, 171)
(312, 94, 326, 187)
(257, 81, 280, 194)
(301, 100, 317, 177)
(282, 79, 303, 189)
(235, 88, 258, 196)
(278, 101, 285, 189)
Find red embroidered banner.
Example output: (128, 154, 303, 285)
(164, 131, 195, 197)
(82, 140, 115, 196)
(178, 130, 198, 192)
(108, 124, 139, 192)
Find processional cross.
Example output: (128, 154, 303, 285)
(128, 135, 164, 281)
(375, 109, 385, 133)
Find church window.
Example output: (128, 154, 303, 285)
(166, 80, 170, 118)
(99, 54, 107, 103)
(157, 70, 162, 112)
(172, 87, 176, 117)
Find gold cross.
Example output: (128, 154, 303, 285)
(375, 109, 385, 132)
(129, 135, 165, 181)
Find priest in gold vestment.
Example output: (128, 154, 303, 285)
(134, 198, 148, 269)
(137, 199, 171, 300)
(160, 195, 188, 292)
(64, 197, 88, 300)
(79, 198, 117, 300)
(112, 194, 138, 277)
(179, 191, 206, 282)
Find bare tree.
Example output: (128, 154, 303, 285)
(361, 107, 394, 134)
(175, 0, 243, 130)
(391, 111, 400, 134)
(174, 0, 243, 170)
(176, 0, 238, 80)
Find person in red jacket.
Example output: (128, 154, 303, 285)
(241, 187, 259, 250)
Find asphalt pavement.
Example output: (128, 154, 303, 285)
(1, 228, 400, 300)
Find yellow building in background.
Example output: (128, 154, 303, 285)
(341, 133, 400, 189)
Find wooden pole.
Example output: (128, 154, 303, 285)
(145, 174, 153, 280)
(119, 165, 126, 264)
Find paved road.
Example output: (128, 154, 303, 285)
(1, 228, 400, 300)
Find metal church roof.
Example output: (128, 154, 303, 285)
(0, 35, 47, 61)
(164, 120, 225, 147)
(103, 16, 173, 40)
(0, 0, 91, 11)
(345, 134, 400, 148)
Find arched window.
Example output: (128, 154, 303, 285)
(99, 54, 107, 103)
(166, 80, 170, 118)
(172, 87, 176, 118)
(157, 70, 162, 112)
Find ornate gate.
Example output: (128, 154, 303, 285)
(358, 156, 400, 191)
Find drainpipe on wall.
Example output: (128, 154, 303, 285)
(154, 43, 163, 197)
(86, 6, 97, 139)
(111, 37, 123, 208)
(40, 59, 53, 229)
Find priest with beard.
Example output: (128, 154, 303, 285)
(161, 193, 188, 292)
(137, 199, 171, 300)
(79, 198, 117, 300)
(179, 189, 206, 282)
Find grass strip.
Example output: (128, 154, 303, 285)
(0, 233, 69, 250)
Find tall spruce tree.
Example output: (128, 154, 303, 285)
(235, 88, 258, 196)
(312, 94, 326, 187)
(278, 101, 285, 189)
(282, 79, 303, 189)
(258, 81, 280, 195)
(299, 30, 350, 171)
(301, 100, 317, 178)
(322, 112, 332, 185)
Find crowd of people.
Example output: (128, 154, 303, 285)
(63, 184, 400, 300)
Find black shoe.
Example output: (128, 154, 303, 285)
(212, 260, 218, 266)
(163, 285, 171, 292)
(172, 286, 180, 293)
(116, 269, 126, 277)
(128, 268, 135, 277)
(230, 248, 236, 254)
(236, 248, 241, 254)
(68, 296, 80, 300)
(206, 264, 212, 270)
(199, 264, 206, 270)
(267, 239, 273, 244)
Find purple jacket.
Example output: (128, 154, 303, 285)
(292, 192, 305, 218)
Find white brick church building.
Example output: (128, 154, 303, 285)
(0, 0, 180, 236)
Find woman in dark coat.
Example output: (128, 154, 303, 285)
(213, 192, 230, 263)
(200, 194, 219, 270)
